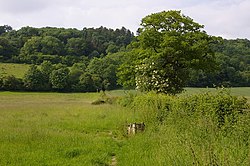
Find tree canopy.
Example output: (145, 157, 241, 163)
(118, 10, 219, 94)
(0, 26, 134, 64)
(0, 10, 250, 93)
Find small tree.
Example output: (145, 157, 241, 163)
(50, 67, 70, 91)
(79, 72, 96, 92)
(0, 25, 12, 35)
(87, 57, 119, 91)
(68, 63, 86, 91)
(24, 65, 46, 91)
(0, 37, 18, 61)
(40, 61, 54, 90)
(0, 77, 3, 90)
(118, 10, 219, 94)
(2, 75, 23, 91)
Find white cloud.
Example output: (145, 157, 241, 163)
(0, 0, 249, 39)
(0, 0, 48, 13)
(182, 0, 250, 39)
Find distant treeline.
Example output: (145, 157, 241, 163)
(0, 25, 249, 92)
(0, 25, 134, 65)
(188, 39, 250, 87)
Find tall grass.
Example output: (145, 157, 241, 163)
(0, 89, 249, 165)
(117, 89, 250, 165)
(0, 92, 139, 165)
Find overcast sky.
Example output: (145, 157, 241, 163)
(0, 0, 249, 39)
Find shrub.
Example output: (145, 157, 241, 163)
(119, 89, 249, 130)
(177, 90, 249, 130)
(2, 75, 23, 91)
(131, 92, 175, 123)
(0, 77, 3, 90)
(118, 89, 250, 165)
(91, 99, 105, 105)
(116, 92, 136, 107)
(91, 93, 119, 105)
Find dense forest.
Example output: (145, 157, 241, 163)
(188, 39, 250, 87)
(0, 24, 249, 92)
(0, 25, 133, 92)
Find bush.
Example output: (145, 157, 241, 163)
(116, 92, 136, 107)
(117, 90, 250, 165)
(131, 92, 175, 123)
(0, 77, 3, 90)
(91, 93, 119, 105)
(177, 90, 249, 130)
(119, 89, 249, 130)
(91, 99, 106, 105)
(1, 75, 23, 91)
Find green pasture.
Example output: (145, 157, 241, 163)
(0, 63, 30, 78)
(0, 88, 249, 165)
(114, 87, 250, 102)
(184, 87, 250, 103)
(0, 92, 139, 165)
(184, 87, 250, 96)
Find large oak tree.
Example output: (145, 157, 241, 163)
(118, 10, 219, 94)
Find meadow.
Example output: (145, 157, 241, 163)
(0, 88, 249, 165)
(0, 91, 138, 165)
(0, 63, 30, 78)
(184, 87, 250, 103)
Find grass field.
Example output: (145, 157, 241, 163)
(0, 88, 249, 165)
(184, 87, 250, 103)
(0, 63, 30, 78)
(0, 92, 144, 165)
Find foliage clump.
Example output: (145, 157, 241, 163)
(91, 93, 119, 105)
(118, 10, 220, 94)
(117, 89, 250, 165)
(120, 89, 249, 132)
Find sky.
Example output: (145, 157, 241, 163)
(0, 0, 249, 39)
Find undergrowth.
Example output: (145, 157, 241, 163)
(0, 90, 249, 165)
(117, 89, 250, 165)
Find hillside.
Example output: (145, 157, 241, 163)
(0, 25, 250, 92)
(0, 26, 134, 65)
(0, 63, 29, 78)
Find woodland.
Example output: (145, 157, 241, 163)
(0, 11, 250, 92)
